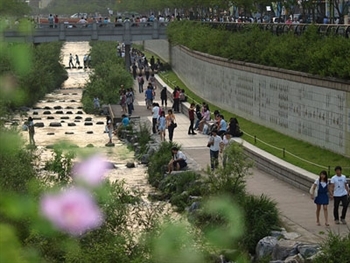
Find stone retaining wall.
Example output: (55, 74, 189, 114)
(145, 40, 350, 157)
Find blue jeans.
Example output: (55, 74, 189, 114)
(210, 150, 219, 170)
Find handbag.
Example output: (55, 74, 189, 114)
(309, 183, 318, 198)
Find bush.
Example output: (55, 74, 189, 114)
(312, 231, 350, 263)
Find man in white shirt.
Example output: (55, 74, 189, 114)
(151, 102, 159, 134)
(167, 147, 187, 174)
(329, 166, 349, 224)
(207, 129, 222, 171)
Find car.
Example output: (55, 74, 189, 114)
(71, 13, 88, 19)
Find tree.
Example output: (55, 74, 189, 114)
(0, 0, 31, 16)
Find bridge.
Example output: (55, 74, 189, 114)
(2, 21, 168, 44)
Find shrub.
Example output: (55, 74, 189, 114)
(312, 231, 350, 263)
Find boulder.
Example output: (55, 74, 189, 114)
(282, 232, 301, 240)
(47, 116, 54, 119)
(34, 122, 44, 127)
(272, 240, 299, 261)
(297, 244, 319, 259)
(271, 230, 284, 239)
(66, 111, 73, 114)
(49, 122, 62, 127)
(54, 106, 62, 109)
(84, 122, 93, 126)
(75, 116, 83, 119)
(86, 131, 93, 134)
(61, 116, 69, 119)
(43, 111, 51, 115)
(126, 162, 135, 168)
(255, 236, 278, 260)
(68, 123, 76, 127)
(55, 110, 64, 114)
(284, 254, 304, 263)
(140, 154, 150, 164)
(188, 201, 200, 213)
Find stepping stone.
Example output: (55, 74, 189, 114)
(70, 100, 76, 102)
(46, 145, 54, 148)
(66, 106, 74, 109)
(60, 116, 69, 119)
(33, 107, 41, 110)
(126, 162, 135, 168)
(19, 106, 30, 112)
(47, 99, 54, 102)
(33, 117, 41, 120)
(84, 122, 93, 126)
(76, 111, 84, 114)
(55, 111, 64, 114)
(43, 106, 52, 110)
(54, 106, 62, 110)
(33, 112, 39, 115)
(105, 143, 115, 147)
(59, 100, 65, 102)
(34, 122, 44, 127)
(66, 111, 73, 114)
(68, 123, 76, 126)
(43, 111, 51, 115)
(96, 121, 104, 125)
(77, 106, 83, 109)
(75, 116, 82, 119)
(49, 122, 62, 127)
(86, 144, 94, 148)
(74, 120, 81, 123)
(61, 121, 65, 123)
(85, 117, 92, 121)
(47, 132, 55, 135)
(86, 131, 93, 134)
(47, 116, 54, 119)
(72, 93, 78, 95)
(65, 132, 74, 135)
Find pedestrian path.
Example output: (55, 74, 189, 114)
(125, 80, 349, 243)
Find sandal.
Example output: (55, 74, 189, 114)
(317, 222, 321, 226)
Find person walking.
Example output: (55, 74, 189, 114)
(48, 14, 54, 28)
(188, 103, 196, 135)
(310, 171, 330, 226)
(137, 74, 144, 93)
(166, 109, 176, 142)
(160, 86, 167, 109)
(145, 85, 153, 110)
(329, 166, 349, 224)
(207, 129, 222, 171)
(126, 89, 134, 116)
(158, 111, 166, 142)
(68, 53, 74, 68)
(75, 54, 80, 68)
(28, 117, 35, 146)
(152, 102, 160, 134)
(106, 116, 113, 144)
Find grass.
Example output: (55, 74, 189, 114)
(135, 45, 350, 177)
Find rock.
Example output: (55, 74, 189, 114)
(148, 192, 164, 201)
(272, 240, 299, 261)
(61, 116, 69, 119)
(282, 232, 301, 240)
(74, 120, 81, 123)
(86, 144, 94, 148)
(126, 162, 135, 168)
(75, 116, 83, 119)
(53, 106, 62, 109)
(70, 100, 76, 102)
(189, 201, 200, 213)
(84, 122, 93, 126)
(96, 121, 104, 125)
(86, 131, 93, 134)
(55, 110, 64, 114)
(77, 106, 83, 109)
(72, 93, 78, 95)
(85, 117, 92, 121)
(47, 116, 54, 119)
(297, 244, 319, 259)
(33, 107, 41, 110)
(68, 123, 76, 126)
(46, 145, 54, 149)
(47, 132, 55, 135)
(43, 111, 51, 115)
(256, 236, 278, 260)
(76, 111, 84, 114)
(33, 117, 41, 120)
(60, 121, 65, 123)
(105, 142, 115, 147)
(34, 122, 44, 127)
(66, 111, 73, 114)
(269, 261, 284, 263)
(66, 106, 74, 109)
(33, 111, 38, 115)
(65, 132, 74, 135)
(49, 122, 62, 127)
(271, 230, 284, 239)
(284, 253, 304, 263)
(146, 146, 157, 156)
(19, 106, 30, 112)
(105, 162, 115, 169)
(140, 154, 150, 164)
(43, 106, 52, 109)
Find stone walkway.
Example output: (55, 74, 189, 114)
(125, 79, 349, 243)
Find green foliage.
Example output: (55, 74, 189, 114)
(167, 21, 350, 79)
(82, 42, 133, 114)
(147, 141, 180, 187)
(239, 194, 280, 254)
(0, 0, 31, 16)
(312, 231, 350, 263)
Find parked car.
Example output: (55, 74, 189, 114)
(71, 13, 88, 19)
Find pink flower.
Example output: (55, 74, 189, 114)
(40, 188, 103, 236)
(72, 154, 111, 186)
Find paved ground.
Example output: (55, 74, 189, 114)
(113, 80, 349, 243)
